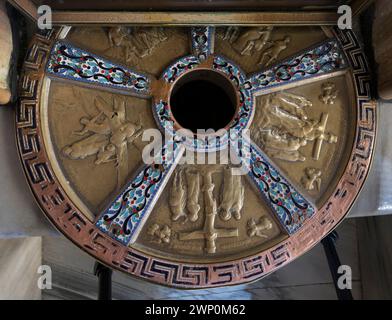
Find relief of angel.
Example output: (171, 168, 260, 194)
(63, 90, 143, 190)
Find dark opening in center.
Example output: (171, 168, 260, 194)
(170, 71, 237, 133)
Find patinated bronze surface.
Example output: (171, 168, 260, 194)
(16, 25, 376, 288)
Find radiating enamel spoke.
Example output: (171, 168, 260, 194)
(231, 137, 315, 234)
(245, 39, 348, 95)
(96, 141, 185, 245)
(190, 26, 215, 60)
(46, 41, 152, 97)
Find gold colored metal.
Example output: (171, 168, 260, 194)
(16, 24, 376, 288)
(169, 168, 203, 223)
(108, 26, 169, 61)
(138, 158, 284, 262)
(225, 26, 273, 56)
(301, 168, 322, 191)
(219, 167, 244, 221)
(259, 36, 291, 66)
(320, 82, 338, 105)
(62, 91, 143, 190)
(247, 217, 274, 239)
(178, 166, 239, 255)
(252, 93, 338, 163)
(147, 223, 172, 244)
(50, 11, 340, 26)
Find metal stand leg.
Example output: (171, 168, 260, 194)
(94, 262, 113, 300)
(321, 231, 353, 300)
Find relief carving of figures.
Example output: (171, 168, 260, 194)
(62, 89, 143, 190)
(169, 166, 244, 223)
(185, 169, 201, 222)
(247, 217, 273, 238)
(219, 166, 244, 221)
(221, 26, 290, 67)
(259, 36, 291, 66)
(107, 26, 168, 62)
(319, 82, 338, 105)
(147, 223, 172, 244)
(222, 26, 240, 44)
(253, 92, 338, 162)
(169, 169, 187, 222)
(231, 27, 273, 56)
(301, 167, 322, 191)
(108, 26, 128, 48)
(178, 166, 238, 254)
(169, 168, 201, 222)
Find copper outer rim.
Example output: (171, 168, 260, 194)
(16, 27, 376, 288)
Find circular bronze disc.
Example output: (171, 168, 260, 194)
(16, 26, 376, 288)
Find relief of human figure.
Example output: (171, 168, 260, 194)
(185, 169, 201, 222)
(108, 26, 168, 60)
(253, 92, 336, 162)
(220, 167, 244, 221)
(320, 82, 338, 105)
(255, 93, 313, 138)
(62, 93, 143, 189)
(223, 26, 240, 43)
(247, 217, 273, 238)
(259, 36, 291, 66)
(72, 113, 110, 136)
(133, 27, 167, 57)
(231, 173, 244, 220)
(63, 134, 109, 160)
(253, 26, 273, 53)
(201, 168, 218, 217)
(233, 27, 273, 56)
(147, 223, 172, 244)
(108, 26, 128, 47)
(95, 144, 116, 165)
(274, 92, 311, 121)
(169, 169, 187, 221)
(301, 167, 322, 191)
(261, 130, 307, 162)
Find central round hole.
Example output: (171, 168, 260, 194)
(170, 70, 237, 133)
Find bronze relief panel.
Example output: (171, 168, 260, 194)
(16, 25, 375, 288)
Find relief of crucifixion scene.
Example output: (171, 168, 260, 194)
(38, 24, 362, 273)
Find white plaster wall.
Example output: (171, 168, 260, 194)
(0, 237, 42, 299)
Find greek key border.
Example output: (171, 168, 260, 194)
(16, 27, 376, 288)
